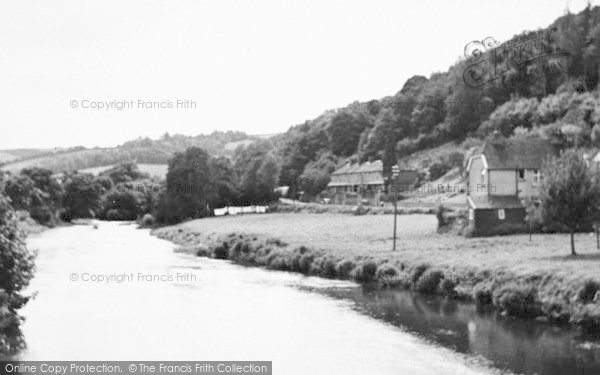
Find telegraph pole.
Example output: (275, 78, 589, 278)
(393, 182, 398, 251)
(391, 164, 399, 251)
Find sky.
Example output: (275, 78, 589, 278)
(0, 0, 594, 149)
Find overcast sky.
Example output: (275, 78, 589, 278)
(0, 0, 593, 149)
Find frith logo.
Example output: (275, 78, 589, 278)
(462, 28, 570, 90)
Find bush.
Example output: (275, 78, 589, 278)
(213, 242, 229, 259)
(440, 278, 458, 296)
(493, 284, 541, 317)
(141, 214, 156, 227)
(410, 264, 429, 284)
(447, 152, 464, 169)
(335, 259, 356, 278)
(351, 261, 378, 283)
(376, 264, 402, 287)
(473, 283, 493, 306)
(321, 258, 337, 278)
(428, 161, 452, 180)
(578, 280, 600, 303)
(298, 253, 315, 274)
(415, 269, 444, 294)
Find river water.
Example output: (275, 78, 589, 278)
(16, 221, 600, 374)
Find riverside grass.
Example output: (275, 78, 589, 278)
(153, 213, 600, 331)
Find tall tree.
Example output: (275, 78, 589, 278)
(208, 157, 238, 208)
(160, 147, 212, 223)
(540, 150, 600, 255)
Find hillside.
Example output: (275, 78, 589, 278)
(0, 131, 260, 173)
(271, 6, 600, 198)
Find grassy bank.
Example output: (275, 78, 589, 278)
(153, 213, 600, 331)
(273, 200, 437, 215)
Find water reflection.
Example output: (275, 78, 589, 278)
(307, 285, 600, 375)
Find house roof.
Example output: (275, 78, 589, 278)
(468, 195, 523, 209)
(476, 135, 555, 170)
(331, 160, 383, 175)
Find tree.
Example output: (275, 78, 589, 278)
(208, 157, 238, 208)
(0, 191, 36, 355)
(159, 147, 212, 223)
(540, 150, 600, 255)
(328, 112, 372, 157)
(101, 183, 145, 221)
(61, 173, 103, 220)
(478, 97, 540, 137)
(234, 142, 280, 204)
(21, 168, 64, 224)
(100, 163, 149, 184)
(3, 174, 43, 211)
(298, 152, 337, 197)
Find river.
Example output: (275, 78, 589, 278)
(16, 221, 600, 374)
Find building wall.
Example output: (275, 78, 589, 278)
(468, 156, 488, 197)
(489, 170, 516, 196)
(517, 169, 540, 198)
(471, 207, 526, 235)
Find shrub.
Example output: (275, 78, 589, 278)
(473, 283, 493, 306)
(266, 238, 288, 247)
(570, 304, 600, 332)
(309, 257, 325, 275)
(335, 259, 356, 278)
(493, 284, 541, 317)
(352, 205, 369, 215)
(410, 264, 429, 285)
(578, 280, 600, 303)
(298, 253, 315, 274)
(440, 278, 458, 296)
(195, 247, 210, 257)
(321, 258, 337, 278)
(351, 261, 378, 283)
(376, 264, 402, 287)
(428, 161, 452, 180)
(415, 269, 444, 294)
(141, 213, 155, 227)
(213, 242, 229, 259)
(269, 255, 290, 271)
(447, 152, 464, 169)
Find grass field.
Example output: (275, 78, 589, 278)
(157, 213, 600, 278)
(155, 212, 600, 328)
(79, 164, 168, 179)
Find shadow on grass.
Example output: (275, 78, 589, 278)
(542, 253, 600, 262)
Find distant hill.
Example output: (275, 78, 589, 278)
(1, 131, 257, 173)
(80, 163, 169, 179)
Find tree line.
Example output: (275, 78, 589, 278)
(0, 139, 280, 226)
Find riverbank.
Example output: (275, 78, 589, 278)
(153, 213, 600, 331)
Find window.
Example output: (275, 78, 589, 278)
(532, 169, 540, 187)
(518, 169, 525, 180)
